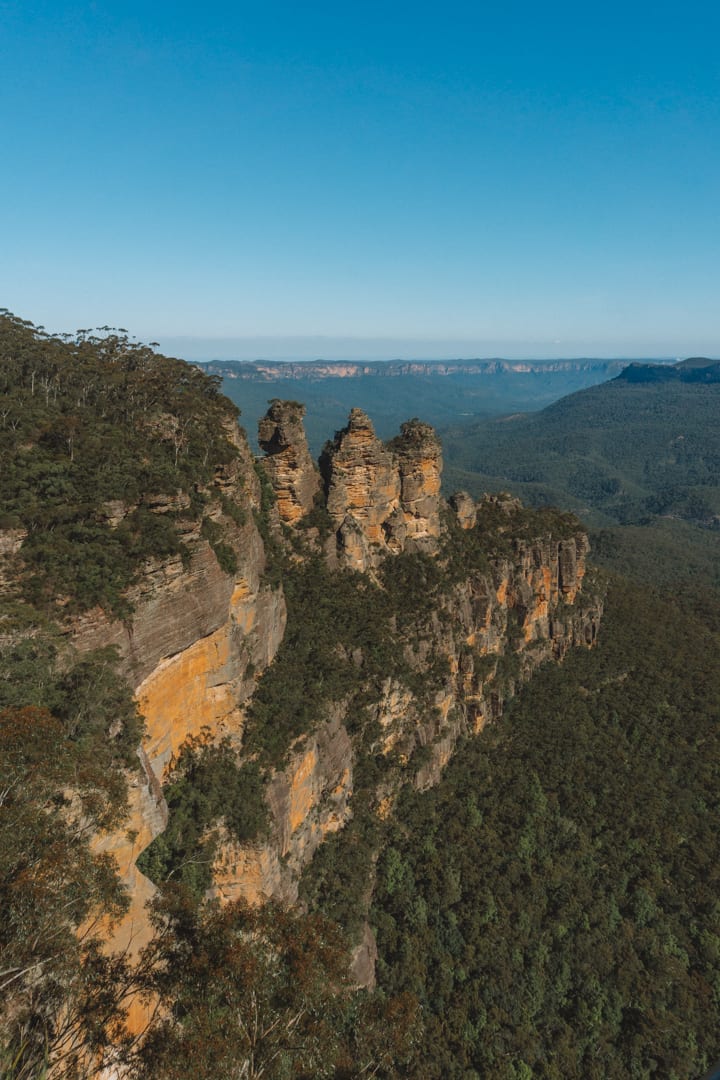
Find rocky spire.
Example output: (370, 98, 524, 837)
(392, 419, 443, 547)
(258, 400, 320, 524)
(320, 409, 443, 571)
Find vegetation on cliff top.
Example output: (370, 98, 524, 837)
(0, 310, 242, 615)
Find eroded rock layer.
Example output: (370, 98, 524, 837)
(314, 409, 443, 570)
(257, 400, 320, 524)
(76, 425, 286, 953)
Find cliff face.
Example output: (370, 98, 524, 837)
(175, 413, 600, 916)
(213, 713, 353, 906)
(206, 358, 627, 380)
(77, 425, 286, 952)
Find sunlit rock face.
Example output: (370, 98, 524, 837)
(317, 409, 442, 571)
(212, 714, 353, 907)
(392, 418, 443, 548)
(258, 400, 320, 525)
(75, 424, 286, 957)
(321, 408, 401, 571)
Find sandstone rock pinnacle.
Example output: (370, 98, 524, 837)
(258, 400, 320, 524)
(320, 409, 443, 570)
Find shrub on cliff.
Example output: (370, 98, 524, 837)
(137, 731, 269, 897)
(0, 705, 131, 1077)
(0, 621, 145, 1077)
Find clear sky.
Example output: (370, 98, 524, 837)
(2, 0, 719, 359)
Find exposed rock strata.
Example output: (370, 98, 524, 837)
(315, 409, 442, 571)
(75, 425, 286, 953)
(257, 400, 320, 524)
(213, 714, 353, 905)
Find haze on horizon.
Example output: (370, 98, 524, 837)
(2, 0, 718, 359)
(159, 334, 684, 364)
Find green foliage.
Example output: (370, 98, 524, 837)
(0, 704, 131, 1077)
(252, 458, 284, 587)
(300, 807, 382, 941)
(297, 487, 335, 539)
(201, 516, 238, 575)
(244, 557, 395, 765)
(138, 731, 269, 898)
(370, 580, 720, 1078)
(130, 890, 421, 1080)
(0, 628, 143, 771)
(0, 311, 242, 615)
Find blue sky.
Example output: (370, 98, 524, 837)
(2, 0, 719, 358)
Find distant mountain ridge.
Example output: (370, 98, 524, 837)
(201, 357, 642, 381)
(617, 356, 720, 383)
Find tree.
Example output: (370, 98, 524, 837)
(0, 705, 130, 1078)
(130, 889, 419, 1080)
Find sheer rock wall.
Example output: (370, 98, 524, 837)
(75, 426, 286, 954)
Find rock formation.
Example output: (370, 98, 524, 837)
(72, 424, 286, 954)
(391, 419, 443, 548)
(314, 409, 442, 571)
(449, 490, 477, 530)
(257, 400, 320, 524)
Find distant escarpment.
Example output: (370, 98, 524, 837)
(203, 357, 628, 380)
(0, 315, 602, 1000)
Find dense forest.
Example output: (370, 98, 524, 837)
(369, 581, 720, 1078)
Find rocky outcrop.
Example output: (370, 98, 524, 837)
(213, 714, 353, 905)
(315, 410, 442, 571)
(214, 497, 601, 943)
(363, 524, 599, 796)
(391, 420, 443, 549)
(449, 491, 477, 530)
(321, 409, 401, 571)
(258, 400, 320, 525)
